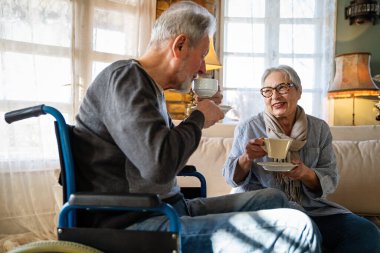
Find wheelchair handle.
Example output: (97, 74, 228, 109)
(4, 104, 45, 124)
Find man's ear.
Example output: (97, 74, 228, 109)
(172, 34, 187, 58)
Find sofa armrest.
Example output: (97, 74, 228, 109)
(327, 140, 380, 216)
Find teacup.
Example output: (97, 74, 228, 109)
(262, 138, 292, 160)
(192, 78, 218, 98)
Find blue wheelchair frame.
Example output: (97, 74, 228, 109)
(5, 104, 209, 253)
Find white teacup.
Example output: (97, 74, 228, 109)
(262, 138, 292, 160)
(192, 78, 218, 98)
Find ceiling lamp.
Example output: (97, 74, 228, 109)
(205, 37, 222, 71)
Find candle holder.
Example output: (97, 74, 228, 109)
(375, 100, 380, 121)
(373, 75, 380, 120)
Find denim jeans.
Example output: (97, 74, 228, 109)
(127, 189, 321, 253)
(311, 213, 380, 253)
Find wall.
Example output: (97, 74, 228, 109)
(332, 0, 380, 125)
(336, 0, 380, 76)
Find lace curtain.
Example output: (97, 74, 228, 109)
(220, 0, 337, 122)
(0, 0, 155, 251)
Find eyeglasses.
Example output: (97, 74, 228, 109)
(260, 83, 296, 98)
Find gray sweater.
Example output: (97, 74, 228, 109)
(72, 60, 204, 200)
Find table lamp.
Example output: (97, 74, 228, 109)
(328, 52, 379, 125)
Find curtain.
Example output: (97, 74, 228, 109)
(0, 0, 155, 251)
(220, 0, 337, 122)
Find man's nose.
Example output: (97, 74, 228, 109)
(198, 60, 206, 75)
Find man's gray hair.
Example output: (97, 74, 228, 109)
(149, 1, 216, 48)
(261, 65, 302, 94)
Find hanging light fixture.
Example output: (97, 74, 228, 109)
(205, 36, 222, 71)
(345, 0, 380, 25)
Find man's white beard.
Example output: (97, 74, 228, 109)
(176, 78, 193, 93)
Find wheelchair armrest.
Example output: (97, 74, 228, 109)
(59, 193, 181, 233)
(179, 165, 196, 174)
(68, 192, 161, 209)
(177, 165, 207, 198)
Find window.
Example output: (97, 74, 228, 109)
(0, 0, 153, 167)
(220, 0, 336, 122)
(0, 0, 154, 242)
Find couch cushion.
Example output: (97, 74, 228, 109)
(201, 123, 236, 138)
(327, 140, 380, 215)
(181, 137, 234, 197)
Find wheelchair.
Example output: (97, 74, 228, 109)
(5, 104, 207, 253)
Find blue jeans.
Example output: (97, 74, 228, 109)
(311, 213, 380, 253)
(127, 189, 321, 253)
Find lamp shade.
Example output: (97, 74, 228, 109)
(205, 37, 222, 71)
(328, 52, 379, 97)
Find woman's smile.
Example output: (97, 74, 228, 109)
(272, 101, 287, 109)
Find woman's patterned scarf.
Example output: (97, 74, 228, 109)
(263, 106, 307, 203)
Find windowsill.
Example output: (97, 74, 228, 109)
(0, 159, 59, 173)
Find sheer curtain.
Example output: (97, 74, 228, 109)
(220, 0, 337, 122)
(0, 0, 155, 251)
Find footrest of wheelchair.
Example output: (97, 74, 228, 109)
(58, 227, 179, 253)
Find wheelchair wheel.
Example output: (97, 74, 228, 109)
(7, 240, 103, 253)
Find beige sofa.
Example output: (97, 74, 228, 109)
(1, 123, 380, 252)
(181, 123, 380, 222)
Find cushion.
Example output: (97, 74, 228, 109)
(327, 140, 380, 215)
(182, 137, 234, 197)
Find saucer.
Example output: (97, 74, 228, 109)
(257, 162, 297, 172)
(219, 105, 232, 114)
(191, 105, 232, 114)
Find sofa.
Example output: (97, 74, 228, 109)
(1, 123, 380, 252)
(180, 123, 380, 223)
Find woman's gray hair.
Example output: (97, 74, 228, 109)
(149, 1, 216, 48)
(261, 65, 302, 94)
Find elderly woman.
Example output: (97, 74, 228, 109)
(223, 65, 380, 253)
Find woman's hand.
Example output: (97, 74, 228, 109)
(244, 138, 267, 160)
(283, 159, 321, 191)
(234, 138, 267, 183)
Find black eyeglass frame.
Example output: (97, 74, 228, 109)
(260, 83, 296, 98)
